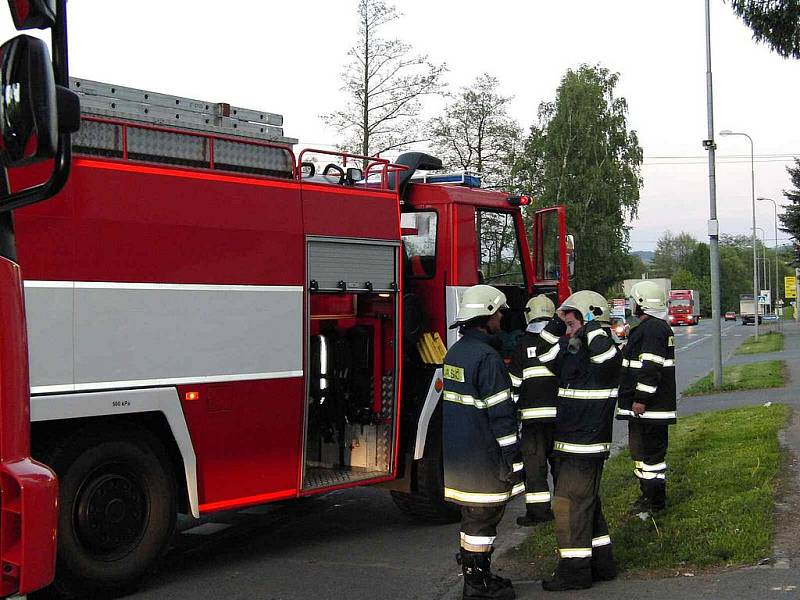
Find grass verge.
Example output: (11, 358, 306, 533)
(735, 332, 784, 355)
(682, 360, 786, 397)
(510, 404, 790, 577)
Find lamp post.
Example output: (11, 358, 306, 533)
(720, 129, 758, 339)
(758, 197, 780, 316)
(755, 226, 768, 295)
(704, 0, 723, 388)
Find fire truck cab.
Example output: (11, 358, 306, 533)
(15, 79, 573, 596)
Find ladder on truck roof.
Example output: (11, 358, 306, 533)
(70, 77, 298, 146)
(70, 78, 298, 179)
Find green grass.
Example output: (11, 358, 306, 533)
(735, 332, 784, 355)
(510, 404, 790, 577)
(682, 360, 786, 397)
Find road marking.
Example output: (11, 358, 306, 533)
(675, 323, 738, 353)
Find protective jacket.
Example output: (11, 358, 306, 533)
(509, 319, 566, 422)
(442, 328, 524, 506)
(548, 319, 622, 460)
(616, 316, 677, 424)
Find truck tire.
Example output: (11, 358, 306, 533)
(390, 422, 460, 524)
(43, 424, 177, 598)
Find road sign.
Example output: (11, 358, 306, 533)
(786, 276, 797, 299)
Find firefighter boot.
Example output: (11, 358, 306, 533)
(457, 550, 515, 600)
(541, 558, 592, 592)
(629, 479, 653, 514)
(591, 545, 617, 582)
(630, 479, 665, 514)
(650, 480, 666, 511)
(516, 506, 555, 527)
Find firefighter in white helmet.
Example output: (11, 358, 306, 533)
(443, 284, 522, 600)
(616, 281, 677, 513)
(509, 295, 562, 527)
(539, 290, 621, 591)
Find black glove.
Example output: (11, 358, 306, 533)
(501, 450, 525, 485)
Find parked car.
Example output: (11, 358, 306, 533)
(724, 311, 737, 321)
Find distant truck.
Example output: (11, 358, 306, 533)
(739, 293, 763, 325)
(668, 289, 700, 326)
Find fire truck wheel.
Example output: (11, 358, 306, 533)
(44, 425, 177, 598)
(390, 424, 460, 524)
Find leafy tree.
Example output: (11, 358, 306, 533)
(322, 0, 446, 157)
(514, 64, 643, 294)
(729, 0, 800, 59)
(428, 73, 522, 189)
(779, 158, 800, 243)
(650, 231, 699, 278)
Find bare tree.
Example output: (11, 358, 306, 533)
(428, 74, 522, 189)
(322, 0, 446, 158)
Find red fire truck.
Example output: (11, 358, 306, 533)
(0, 1, 82, 597)
(14, 78, 573, 596)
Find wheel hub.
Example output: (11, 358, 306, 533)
(76, 467, 148, 560)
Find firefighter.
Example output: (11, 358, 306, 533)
(509, 294, 564, 526)
(443, 284, 524, 600)
(616, 280, 677, 513)
(541, 291, 621, 592)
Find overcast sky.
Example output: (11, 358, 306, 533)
(8, 0, 799, 251)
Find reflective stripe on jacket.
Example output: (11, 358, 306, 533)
(548, 319, 622, 460)
(509, 318, 566, 423)
(442, 328, 523, 506)
(616, 316, 677, 423)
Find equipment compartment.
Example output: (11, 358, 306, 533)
(303, 292, 398, 490)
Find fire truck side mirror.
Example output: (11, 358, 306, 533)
(345, 167, 363, 184)
(0, 35, 57, 167)
(7, 0, 56, 30)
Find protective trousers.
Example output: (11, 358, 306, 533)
(459, 505, 506, 552)
(551, 457, 612, 569)
(520, 421, 555, 517)
(629, 420, 668, 507)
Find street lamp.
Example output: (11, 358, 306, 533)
(755, 226, 768, 294)
(720, 129, 758, 339)
(758, 196, 780, 316)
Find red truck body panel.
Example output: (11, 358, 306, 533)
(0, 258, 58, 596)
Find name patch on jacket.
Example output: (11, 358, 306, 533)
(444, 364, 465, 382)
(527, 347, 537, 359)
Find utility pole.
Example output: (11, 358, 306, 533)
(704, 0, 723, 388)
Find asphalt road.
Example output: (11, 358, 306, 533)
(123, 319, 767, 600)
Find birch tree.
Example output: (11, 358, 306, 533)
(322, 0, 446, 157)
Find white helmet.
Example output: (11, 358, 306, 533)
(451, 285, 508, 329)
(559, 290, 610, 324)
(629, 281, 667, 317)
(525, 294, 555, 324)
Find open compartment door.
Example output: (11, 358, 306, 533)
(532, 205, 572, 304)
(302, 238, 401, 492)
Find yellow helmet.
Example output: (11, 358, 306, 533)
(525, 294, 555, 324)
(451, 284, 508, 328)
(559, 290, 610, 324)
